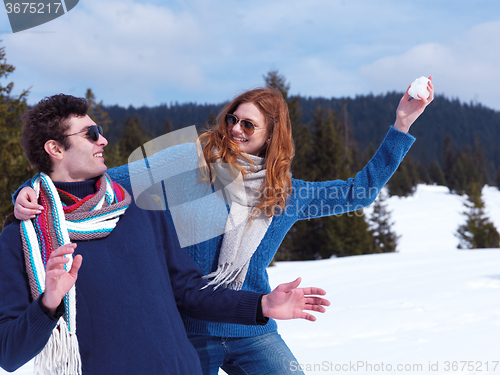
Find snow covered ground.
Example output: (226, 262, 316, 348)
(3, 185, 500, 375)
(264, 185, 500, 375)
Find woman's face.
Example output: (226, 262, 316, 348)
(229, 102, 269, 156)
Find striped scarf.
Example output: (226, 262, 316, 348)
(20, 173, 131, 375)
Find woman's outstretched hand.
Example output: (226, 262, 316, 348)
(394, 76, 434, 133)
(261, 277, 330, 322)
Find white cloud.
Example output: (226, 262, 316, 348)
(2, 0, 213, 105)
(286, 57, 368, 99)
(2, 0, 500, 110)
(360, 20, 500, 110)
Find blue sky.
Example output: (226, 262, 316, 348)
(1, 0, 500, 111)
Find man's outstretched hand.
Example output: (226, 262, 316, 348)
(262, 277, 330, 322)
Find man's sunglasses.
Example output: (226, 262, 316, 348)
(63, 125, 104, 142)
(225, 113, 256, 136)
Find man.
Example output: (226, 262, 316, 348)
(0, 94, 329, 374)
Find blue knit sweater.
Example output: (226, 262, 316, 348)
(106, 126, 415, 338)
(0, 179, 263, 374)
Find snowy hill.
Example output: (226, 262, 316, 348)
(3, 185, 500, 375)
(266, 185, 500, 375)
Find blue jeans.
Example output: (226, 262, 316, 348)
(187, 332, 305, 375)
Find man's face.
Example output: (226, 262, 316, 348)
(59, 115, 108, 182)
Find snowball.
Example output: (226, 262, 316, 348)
(408, 76, 430, 100)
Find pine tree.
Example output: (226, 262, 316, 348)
(428, 160, 446, 186)
(496, 165, 500, 189)
(471, 134, 488, 188)
(164, 118, 172, 133)
(263, 71, 312, 177)
(281, 107, 375, 260)
(263, 70, 310, 173)
(387, 157, 418, 197)
(0, 44, 32, 228)
(263, 70, 314, 260)
(369, 190, 399, 253)
(443, 134, 454, 188)
(205, 112, 216, 129)
(265, 71, 313, 180)
(85, 89, 111, 133)
(456, 183, 500, 249)
(450, 149, 469, 195)
(416, 162, 431, 185)
(295, 107, 347, 259)
(319, 212, 375, 258)
(263, 69, 290, 100)
(442, 133, 488, 195)
(84, 89, 123, 169)
(311, 108, 349, 181)
(116, 114, 150, 165)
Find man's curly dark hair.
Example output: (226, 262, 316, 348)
(21, 94, 88, 174)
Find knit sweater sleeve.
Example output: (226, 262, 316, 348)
(105, 164, 131, 191)
(156, 210, 262, 325)
(291, 126, 415, 220)
(106, 143, 200, 195)
(11, 179, 32, 205)
(0, 223, 59, 372)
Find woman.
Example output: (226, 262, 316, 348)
(14, 78, 434, 374)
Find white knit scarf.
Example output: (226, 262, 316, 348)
(203, 153, 273, 290)
(20, 173, 130, 375)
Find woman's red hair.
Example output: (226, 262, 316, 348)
(198, 87, 295, 217)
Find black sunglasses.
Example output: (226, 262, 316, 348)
(225, 113, 256, 136)
(63, 125, 104, 142)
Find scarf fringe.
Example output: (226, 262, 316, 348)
(34, 319, 82, 375)
(202, 263, 245, 290)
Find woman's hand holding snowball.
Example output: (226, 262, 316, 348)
(394, 76, 434, 133)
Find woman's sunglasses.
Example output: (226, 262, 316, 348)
(225, 113, 256, 136)
(63, 125, 104, 142)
